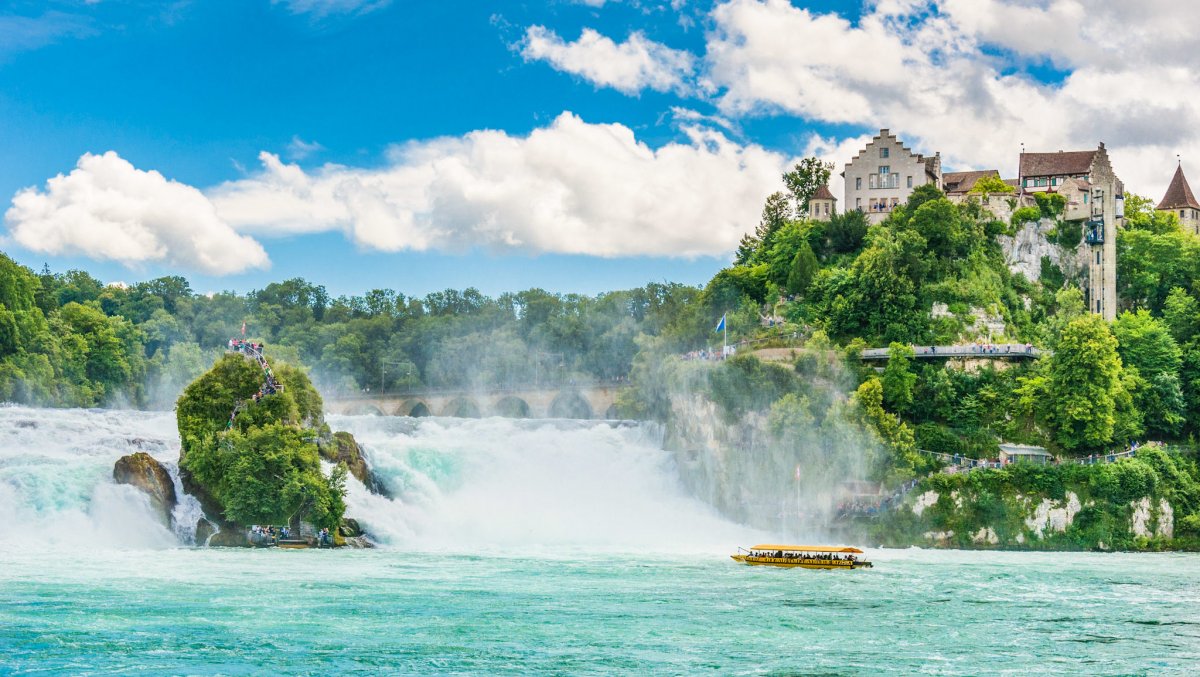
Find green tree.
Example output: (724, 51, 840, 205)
(969, 175, 1014, 194)
(1113, 310, 1184, 437)
(178, 353, 347, 530)
(786, 240, 818, 296)
(1117, 228, 1200, 313)
(1124, 193, 1181, 234)
(826, 210, 869, 254)
(753, 191, 792, 261)
(881, 342, 917, 414)
(851, 377, 922, 482)
(1046, 315, 1132, 452)
(1113, 310, 1182, 381)
(1163, 287, 1200, 344)
(782, 157, 833, 216)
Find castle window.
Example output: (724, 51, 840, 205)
(880, 147, 890, 158)
(907, 175, 913, 188)
(855, 177, 862, 190)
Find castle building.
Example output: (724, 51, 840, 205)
(843, 129, 942, 223)
(942, 170, 1001, 198)
(942, 169, 1018, 222)
(807, 184, 836, 221)
(1156, 163, 1200, 235)
(1018, 144, 1124, 320)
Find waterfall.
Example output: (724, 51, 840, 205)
(330, 415, 763, 552)
(1, 404, 772, 552)
(0, 405, 192, 549)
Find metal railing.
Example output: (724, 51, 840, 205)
(860, 344, 1047, 360)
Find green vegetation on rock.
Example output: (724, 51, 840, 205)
(177, 353, 345, 530)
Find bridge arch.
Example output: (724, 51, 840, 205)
(346, 403, 385, 416)
(441, 397, 482, 418)
(605, 403, 619, 420)
(549, 390, 593, 419)
(398, 399, 431, 417)
(492, 396, 531, 418)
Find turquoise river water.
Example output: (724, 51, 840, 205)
(1, 406, 1198, 674)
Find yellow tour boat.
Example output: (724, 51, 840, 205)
(731, 544, 873, 569)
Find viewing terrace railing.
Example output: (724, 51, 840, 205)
(860, 344, 1048, 360)
(914, 444, 1154, 471)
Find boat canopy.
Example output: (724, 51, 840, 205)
(749, 544, 864, 554)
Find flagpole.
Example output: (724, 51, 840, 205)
(723, 313, 727, 358)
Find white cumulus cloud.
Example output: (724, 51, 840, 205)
(210, 111, 790, 257)
(4, 151, 270, 275)
(699, 0, 1200, 195)
(520, 25, 695, 95)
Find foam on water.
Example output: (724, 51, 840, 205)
(0, 405, 762, 553)
(331, 415, 764, 552)
(0, 405, 181, 549)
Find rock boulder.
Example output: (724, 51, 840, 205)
(113, 452, 177, 527)
(319, 431, 387, 495)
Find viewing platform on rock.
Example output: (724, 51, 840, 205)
(859, 344, 1048, 361)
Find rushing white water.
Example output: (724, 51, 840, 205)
(330, 415, 760, 552)
(0, 405, 760, 552)
(0, 405, 180, 549)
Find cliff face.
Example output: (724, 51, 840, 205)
(659, 380, 1195, 551)
(999, 219, 1061, 282)
(660, 386, 882, 535)
(663, 393, 771, 527)
(875, 480, 1177, 551)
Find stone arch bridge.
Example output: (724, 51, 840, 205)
(325, 385, 627, 420)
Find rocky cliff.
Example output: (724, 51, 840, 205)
(318, 431, 387, 496)
(870, 458, 1190, 551)
(112, 452, 177, 528)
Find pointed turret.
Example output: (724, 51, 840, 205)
(807, 183, 836, 221)
(1157, 163, 1200, 234)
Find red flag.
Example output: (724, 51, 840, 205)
(241, 321, 246, 336)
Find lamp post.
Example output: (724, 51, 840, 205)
(380, 359, 413, 394)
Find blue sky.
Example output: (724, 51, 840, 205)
(1, 0, 1193, 297)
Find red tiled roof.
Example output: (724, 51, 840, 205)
(943, 170, 1000, 194)
(812, 184, 835, 201)
(1019, 150, 1096, 177)
(1157, 164, 1200, 210)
